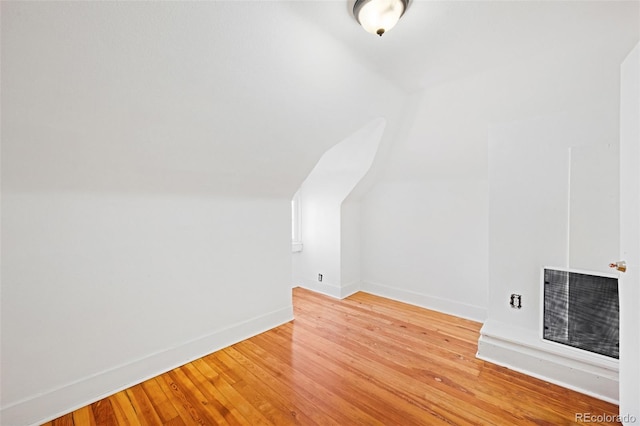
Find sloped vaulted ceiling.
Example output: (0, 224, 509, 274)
(1, 1, 405, 196)
(2, 1, 639, 195)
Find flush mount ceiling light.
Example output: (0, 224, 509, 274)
(353, 0, 409, 37)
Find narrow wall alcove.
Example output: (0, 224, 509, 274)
(291, 118, 386, 299)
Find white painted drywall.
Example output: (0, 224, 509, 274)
(293, 187, 342, 294)
(469, 11, 636, 400)
(359, 34, 626, 322)
(361, 179, 488, 321)
(479, 104, 624, 401)
(360, 61, 524, 322)
(486, 102, 621, 330)
(292, 119, 386, 298)
(487, 117, 572, 329)
(569, 144, 620, 271)
(340, 201, 362, 293)
(0, 192, 294, 424)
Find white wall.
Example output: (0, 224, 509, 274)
(359, 38, 622, 322)
(479, 104, 623, 402)
(486, 110, 621, 330)
(292, 119, 386, 298)
(293, 188, 342, 293)
(340, 201, 362, 292)
(359, 64, 501, 322)
(361, 180, 488, 320)
(569, 144, 620, 271)
(487, 115, 572, 329)
(0, 192, 293, 424)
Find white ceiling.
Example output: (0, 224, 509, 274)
(2, 1, 639, 195)
(290, 0, 640, 91)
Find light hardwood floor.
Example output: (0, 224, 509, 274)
(45, 287, 621, 425)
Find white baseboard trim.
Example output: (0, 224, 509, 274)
(477, 319, 619, 404)
(340, 281, 361, 299)
(297, 280, 360, 300)
(1, 306, 294, 426)
(361, 280, 487, 322)
(299, 280, 343, 299)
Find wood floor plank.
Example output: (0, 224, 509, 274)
(153, 376, 201, 425)
(125, 385, 163, 426)
(163, 369, 224, 425)
(293, 299, 480, 375)
(140, 376, 181, 422)
(91, 399, 118, 425)
(179, 361, 248, 425)
(191, 358, 273, 426)
(233, 336, 388, 425)
(290, 316, 522, 425)
(45, 287, 623, 425)
(111, 390, 143, 426)
(71, 405, 97, 426)
(163, 416, 188, 426)
(51, 413, 74, 426)
(215, 346, 318, 425)
(292, 302, 567, 424)
(248, 324, 456, 426)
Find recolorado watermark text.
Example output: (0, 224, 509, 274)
(576, 413, 637, 423)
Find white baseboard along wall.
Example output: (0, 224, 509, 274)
(0, 307, 293, 426)
(477, 319, 619, 404)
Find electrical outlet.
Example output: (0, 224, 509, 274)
(510, 294, 522, 309)
(318, 274, 323, 282)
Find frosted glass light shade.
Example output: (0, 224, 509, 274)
(353, 0, 408, 36)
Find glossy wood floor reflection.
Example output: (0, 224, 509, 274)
(45, 287, 622, 425)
